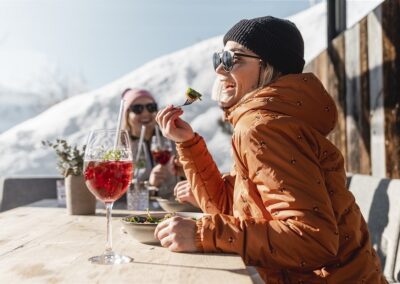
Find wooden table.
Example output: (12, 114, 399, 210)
(0, 200, 252, 283)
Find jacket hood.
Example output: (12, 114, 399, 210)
(225, 73, 337, 136)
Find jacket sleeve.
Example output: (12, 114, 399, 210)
(176, 133, 234, 215)
(195, 118, 340, 271)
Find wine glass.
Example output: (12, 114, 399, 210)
(150, 136, 172, 166)
(83, 129, 133, 265)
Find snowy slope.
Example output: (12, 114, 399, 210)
(0, 0, 384, 177)
(0, 37, 228, 176)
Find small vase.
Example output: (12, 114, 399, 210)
(65, 175, 96, 215)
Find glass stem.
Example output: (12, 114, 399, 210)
(105, 202, 114, 255)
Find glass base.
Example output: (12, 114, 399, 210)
(88, 252, 133, 265)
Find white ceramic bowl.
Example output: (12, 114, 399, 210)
(155, 197, 202, 213)
(121, 212, 204, 245)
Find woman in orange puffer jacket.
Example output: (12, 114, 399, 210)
(155, 16, 387, 284)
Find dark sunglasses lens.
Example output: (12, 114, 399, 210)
(146, 103, 158, 113)
(212, 52, 221, 70)
(222, 51, 233, 71)
(130, 105, 144, 114)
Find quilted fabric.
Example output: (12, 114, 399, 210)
(177, 73, 387, 283)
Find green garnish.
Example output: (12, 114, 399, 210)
(124, 210, 198, 224)
(146, 208, 157, 223)
(136, 159, 146, 169)
(124, 211, 174, 224)
(103, 149, 121, 161)
(185, 87, 202, 101)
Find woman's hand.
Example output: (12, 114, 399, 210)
(174, 180, 199, 208)
(167, 155, 185, 177)
(149, 164, 168, 187)
(154, 216, 198, 252)
(156, 105, 194, 143)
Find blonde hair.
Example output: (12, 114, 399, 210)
(121, 108, 131, 134)
(258, 63, 281, 88)
(244, 62, 281, 99)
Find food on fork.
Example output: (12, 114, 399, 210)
(182, 87, 202, 106)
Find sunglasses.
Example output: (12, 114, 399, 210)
(212, 50, 261, 72)
(129, 103, 158, 114)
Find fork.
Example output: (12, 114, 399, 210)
(179, 97, 198, 107)
(178, 88, 202, 107)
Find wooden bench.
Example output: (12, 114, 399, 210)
(347, 174, 400, 283)
(0, 176, 60, 212)
(0, 176, 154, 212)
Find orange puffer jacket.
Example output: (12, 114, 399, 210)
(176, 73, 387, 284)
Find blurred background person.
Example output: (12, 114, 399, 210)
(121, 88, 199, 210)
(121, 88, 174, 199)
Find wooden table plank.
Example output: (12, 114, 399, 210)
(0, 201, 252, 284)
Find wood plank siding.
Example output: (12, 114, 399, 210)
(382, 0, 400, 178)
(305, 0, 400, 178)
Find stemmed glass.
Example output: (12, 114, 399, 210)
(150, 135, 177, 188)
(150, 136, 172, 166)
(83, 129, 133, 265)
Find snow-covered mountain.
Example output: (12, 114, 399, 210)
(0, 37, 228, 176)
(0, 0, 384, 177)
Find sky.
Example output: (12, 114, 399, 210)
(0, 0, 314, 90)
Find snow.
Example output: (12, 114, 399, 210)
(0, 0, 384, 177)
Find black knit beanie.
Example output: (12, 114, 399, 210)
(223, 16, 305, 75)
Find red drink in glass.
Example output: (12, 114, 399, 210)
(84, 161, 133, 203)
(84, 129, 133, 264)
(151, 150, 171, 165)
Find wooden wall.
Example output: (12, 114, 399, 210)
(304, 0, 400, 178)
